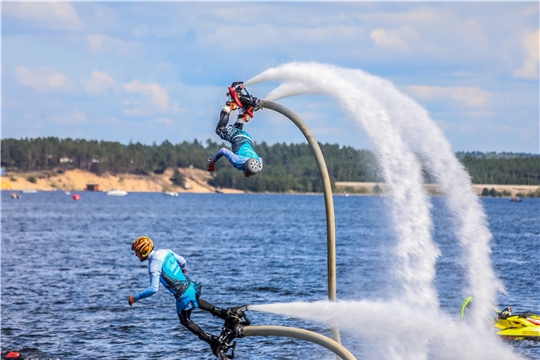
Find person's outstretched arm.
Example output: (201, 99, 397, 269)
(128, 261, 161, 306)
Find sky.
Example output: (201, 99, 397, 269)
(1, 2, 539, 153)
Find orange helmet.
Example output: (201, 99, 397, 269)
(132, 236, 154, 257)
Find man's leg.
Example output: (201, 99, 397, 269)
(216, 106, 232, 137)
(198, 299, 227, 319)
(178, 309, 217, 342)
(199, 298, 250, 324)
(178, 309, 221, 356)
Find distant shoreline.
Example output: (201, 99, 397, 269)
(2, 169, 539, 197)
(335, 181, 539, 197)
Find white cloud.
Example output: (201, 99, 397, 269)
(155, 118, 174, 126)
(3, 2, 84, 31)
(86, 34, 137, 55)
(125, 80, 170, 111)
(123, 80, 184, 116)
(370, 28, 409, 51)
(513, 29, 539, 80)
(405, 85, 491, 107)
(51, 110, 87, 125)
(467, 110, 495, 118)
(15, 66, 73, 93)
(81, 71, 117, 96)
(200, 24, 362, 50)
(122, 105, 149, 117)
(87, 34, 105, 51)
(370, 25, 443, 54)
(459, 124, 475, 134)
(500, 125, 534, 140)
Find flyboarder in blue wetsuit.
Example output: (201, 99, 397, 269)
(128, 236, 245, 357)
(208, 82, 263, 178)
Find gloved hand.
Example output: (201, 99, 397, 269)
(208, 159, 216, 172)
(128, 295, 136, 307)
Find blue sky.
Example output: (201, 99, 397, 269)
(2, 2, 539, 153)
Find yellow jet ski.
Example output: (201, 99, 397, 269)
(461, 296, 540, 341)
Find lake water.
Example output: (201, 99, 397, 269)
(1, 192, 539, 359)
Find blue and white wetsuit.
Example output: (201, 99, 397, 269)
(213, 126, 263, 171)
(134, 249, 199, 313)
(213, 106, 263, 172)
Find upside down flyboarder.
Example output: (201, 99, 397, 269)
(208, 82, 263, 177)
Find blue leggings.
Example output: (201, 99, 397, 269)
(212, 148, 245, 171)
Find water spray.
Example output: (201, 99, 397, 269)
(243, 62, 514, 359)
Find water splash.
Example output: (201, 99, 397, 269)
(248, 62, 502, 323)
(248, 63, 441, 310)
(249, 301, 521, 360)
(246, 62, 510, 357)
(341, 70, 504, 323)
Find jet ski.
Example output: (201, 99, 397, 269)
(495, 310, 540, 341)
(461, 296, 540, 341)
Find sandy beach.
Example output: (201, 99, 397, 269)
(1, 169, 538, 196)
(1, 168, 243, 194)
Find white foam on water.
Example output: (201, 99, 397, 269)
(249, 301, 521, 360)
(246, 62, 513, 358)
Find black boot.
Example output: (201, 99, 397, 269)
(210, 306, 228, 320)
(199, 331, 220, 356)
(226, 305, 248, 321)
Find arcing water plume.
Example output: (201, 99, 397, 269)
(248, 62, 502, 325)
(245, 62, 509, 357)
(249, 301, 521, 360)
(248, 63, 441, 359)
(343, 70, 504, 325)
(247, 63, 441, 311)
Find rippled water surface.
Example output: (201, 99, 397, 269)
(1, 192, 539, 359)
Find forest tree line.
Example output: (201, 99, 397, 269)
(1, 137, 539, 192)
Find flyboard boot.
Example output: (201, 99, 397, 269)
(208, 304, 251, 325)
(198, 331, 221, 357)
(226, 81, 261, 124)
(212, 305, 251, 359)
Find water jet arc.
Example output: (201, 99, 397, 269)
(242, 326, 356, 360)
(259, 99, 339, 343)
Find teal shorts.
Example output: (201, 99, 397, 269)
(175, 283, 199, 313)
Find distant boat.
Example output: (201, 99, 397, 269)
(107, 189, 128, 196)
(22, 189, 37, 194)
(11, 193, 20, 199)
(163, 191, 179, 196)
(64, 191, 71, 195)
(509, 197, 522, 202)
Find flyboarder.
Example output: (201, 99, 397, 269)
(128, 236, 247, 357)
(208, 82, 263, 178)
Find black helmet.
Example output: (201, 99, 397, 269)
(243, 158, 262, 175)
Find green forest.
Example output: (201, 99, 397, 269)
(1, 137, 539, 193)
